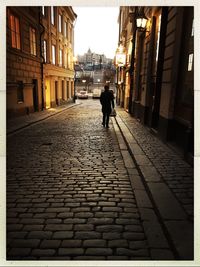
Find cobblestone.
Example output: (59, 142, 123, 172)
(45, 224, 73, 231)
(102, 232, 121, 240)
(118, 248, 149, 258)
(11, 239, 40, 248)
(31, 249, 56, 257)
(108, 239, 128, 248)
(74, 224, 94, 231)
(74, 231, 101, 239)
(40, 240, 61, 248)
(61, 240, 82, 248)
(85, 248, 113, 256)
(83, 239, 107, 247)
(8, 248, 31, 257)
(58, 248, 84, 256)
(6, 100, 183, 260)
(52, 231, 73, 239)
(96, 225, 123, 232)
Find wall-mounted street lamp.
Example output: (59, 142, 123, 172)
(136, 11, 148, 31)
(115, 44, 126, 106)
(115, 44, 126, 68)
(115, 44, 126, 85)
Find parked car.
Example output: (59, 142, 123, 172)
(92, 88, 102, 98)
(77, 90, 88, 99)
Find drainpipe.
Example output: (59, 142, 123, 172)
(128, 7, 138, 114)
(39, 7, 45, 110)
(116, 8, 121, 106)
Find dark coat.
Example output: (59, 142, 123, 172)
(100, 90, 114, 114)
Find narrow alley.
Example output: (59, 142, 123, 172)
(6, 100, 193, 261)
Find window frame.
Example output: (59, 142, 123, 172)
(9, 13, 21, 50)
(59, 48, 63, 66)
(43, 40, 47, 62)
(51, 6, 55, 25)
(42, 6, 45, 16)
(59, 14, 62, 33)
(187, 53, 193, 72)
(156, 14, 161, 62)
(64, 21, 67, 37)
(29, 26, 37, 56)
(52, 44, 56, 65)
(191, 19, 194, 36)
(65, 21, 68, 39)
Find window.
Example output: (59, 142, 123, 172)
(62, 80, 65, 100)
(64, 21, 67, 37)
(68, 53, 71, 69)
(51, 6, 55, 25)
(10, 14, 20, 49)
(66, 51, 69, 68)
(65, 22, 68, 38)
(59, 49, 63, 66)
(52, 45, 56, 64)
(64, 51, 67, 68)
(67, 81, 69, 98)
(70, 27, 73, 43)
(17, 81, 24, 102)
(156, 14, 161, 62)
(42, 6, 45, 16)
(30, 27, 37, 56)
(69, 26, 71, 42)
(71, 27, 73, 43)
(43, 40, 47, 62)
(188, 53, 193, 71)
(191, 19, 194, 36)
(59, 14, 62, 32)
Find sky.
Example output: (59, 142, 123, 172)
(73, 7, 119, 59)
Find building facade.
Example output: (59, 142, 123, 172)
(116, 7, 194, 161)
(7, 7, 42, 117)
(42, 6, 76, 108)
(6, 6, 77, 117)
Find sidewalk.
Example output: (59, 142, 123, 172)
(7, 102, 80, 135)
(113, 106, 194, 259)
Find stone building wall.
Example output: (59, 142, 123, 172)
(7, 7, 42, 117)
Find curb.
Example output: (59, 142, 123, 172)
(114, 113, 194, 260)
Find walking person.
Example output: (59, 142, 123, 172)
(100, 84, 114, 128)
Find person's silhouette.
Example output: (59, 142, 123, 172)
(100, 85, 114, 128)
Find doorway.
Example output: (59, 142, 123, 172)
(32, 79, 39, 112)
(45, 79, 51, 109)
(150, 8, 168, 129)
(55, 81, 59, 106)
(62, 80, 65, 100)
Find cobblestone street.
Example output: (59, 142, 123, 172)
(6, 99, 193, 261)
